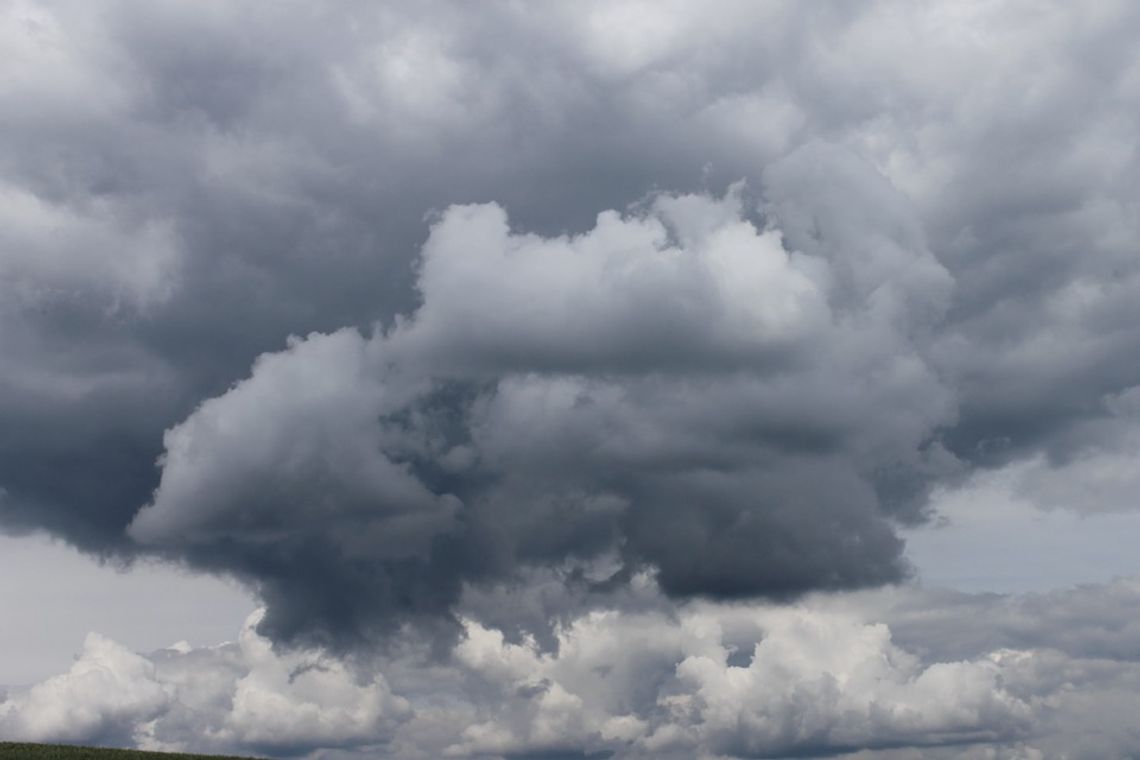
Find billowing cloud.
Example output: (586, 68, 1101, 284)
(12, 579, 1140, 758)
(125, 175, 955, 646)
(4, 0, 1139, 559)
(438, 600, 1029, 759)
(0, 633, 171, 746)
(0, 611, 407, 756)
(5, 1, 1140, 755)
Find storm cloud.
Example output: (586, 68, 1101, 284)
(5, 0, 1140, 754)
(121, 172, 956, 646)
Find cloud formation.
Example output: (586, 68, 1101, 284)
(1, 611, 406, 755)
(124, 175, 954, 646)
(5, 0, 1139, 557)
(0, 633, 171, 746)
(5, 0, 1140, 754)
(10, 579, 1140, 758)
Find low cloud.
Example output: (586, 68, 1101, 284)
(439, 601, 1028, 759)
(0, 632, 171, 746)
(0, 611, 407, 756)
(11, 579, 1140, 758)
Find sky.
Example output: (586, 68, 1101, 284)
(4, 0, 1140, 757)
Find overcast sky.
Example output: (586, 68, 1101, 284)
(4, 1, 1140, 758)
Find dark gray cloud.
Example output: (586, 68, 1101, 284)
(4, 0, 1140, 670)
(0, 0, 781, 550)
(121, 173, 952, 648)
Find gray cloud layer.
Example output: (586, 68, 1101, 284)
(8, 578, 1140, 759)
(5, 0, 1140, 740)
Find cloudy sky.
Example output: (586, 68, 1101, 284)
(4, 1, 1140, 757)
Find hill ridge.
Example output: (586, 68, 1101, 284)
(0, 743, 263, 760)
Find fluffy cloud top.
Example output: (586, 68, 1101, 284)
(4, 0, 1139, 562)
(1, 611, 406, 755)
(0, 633, 170, 746)
(443, 602, 1028, 759)
(11, 580, 1140, 759)
(125, 174, 954, 647)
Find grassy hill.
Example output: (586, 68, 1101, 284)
(0, 744, 262, 760)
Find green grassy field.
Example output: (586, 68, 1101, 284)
(0, 744, 262, 760)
